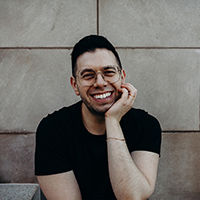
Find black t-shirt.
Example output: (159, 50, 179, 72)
(35, 101, 161, 199)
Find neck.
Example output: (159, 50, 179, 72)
(81, 103, 106, 135)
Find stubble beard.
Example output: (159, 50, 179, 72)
(83, 99, 114, 117)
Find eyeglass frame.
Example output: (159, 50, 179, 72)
(75, 65, 122, 87)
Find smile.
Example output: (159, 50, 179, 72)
(93, 92, 112, 100)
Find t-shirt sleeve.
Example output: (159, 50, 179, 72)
(133, 113, 162, 155)
(35, 116, 73, 175)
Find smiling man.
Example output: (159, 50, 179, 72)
(35, 35, 162, 200)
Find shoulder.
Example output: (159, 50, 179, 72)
(122, 107, 149, 125)
(123, 108, 162, 155)
(39, 101, 81, 125)
(36, 101, 82, 136)
(126, 107, 147, 118)
(121, 107, 161, 135)
(126, 107, 160, 126)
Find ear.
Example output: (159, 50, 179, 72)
(121, 69, 126, 83)
(70, 76, 80, 96)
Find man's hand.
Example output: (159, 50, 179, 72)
(105, 83, 137, 122)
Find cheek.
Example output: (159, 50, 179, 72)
(113, 83, 122, 96)
(78, 86, 90, 98)
(115, 81, 122, 90)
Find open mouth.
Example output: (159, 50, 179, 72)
(93, 92, 112, 100)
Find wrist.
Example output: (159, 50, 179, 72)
(106, 137, 125, 142)
(105, 117, 124, 138)
(105, 116, 119, 125)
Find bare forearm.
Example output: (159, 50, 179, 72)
(106, 118, 154, 200)
(37, 171, 82, 200)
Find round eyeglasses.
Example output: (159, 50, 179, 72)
(76, 65, 122, 87)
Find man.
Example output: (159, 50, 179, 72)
(35, 35, 161, 200)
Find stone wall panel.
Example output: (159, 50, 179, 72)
(118, 49, 200, 131)
(99, 0, 200, 47)
(0, 49, 80, 132)
(0, 134, 37, 183)
(150, 133, 200, 200)
(0, 0, 97, 47)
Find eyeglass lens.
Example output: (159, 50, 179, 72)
(78, 66, 121, 86)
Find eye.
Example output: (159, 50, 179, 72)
(103, 68, 117, 76)
(79, 69, 95, 79)
(82, 72, 95, 79)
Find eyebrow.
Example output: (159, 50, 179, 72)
(79, 65, 118, 76)
(79, 68, 94, 76)
(103, 65, 117, 70)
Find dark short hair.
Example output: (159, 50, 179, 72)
(71, 35, 122, 77)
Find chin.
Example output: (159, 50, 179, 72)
(87, 103, 113, 116)
(95, 103, 115, 115)
(81, 94, 117, 116)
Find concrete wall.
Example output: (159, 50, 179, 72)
(0, 0, 199, 199)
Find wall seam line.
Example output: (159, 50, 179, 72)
(0, 47, 73, 50)
(0, 131, 200, 135)
(0, 47, 199, 50)
(97, 0, 99, 35)
(0, 132, 35, 135)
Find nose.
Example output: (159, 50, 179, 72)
(93, 72, 107, 87)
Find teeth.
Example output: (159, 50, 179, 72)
(94, 92, 111, 99)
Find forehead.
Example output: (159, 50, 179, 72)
(76, 48, 118, 71)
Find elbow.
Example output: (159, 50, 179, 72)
(115, 191, 153, 200)
(118, 186, 155, 200)
(138, 186, 155, 200)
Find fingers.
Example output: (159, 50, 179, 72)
(119, 87, 129, 99)
(129, 93, 136, 98)
(117, 84, 137, 109)
(121, 83, 137, 99)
